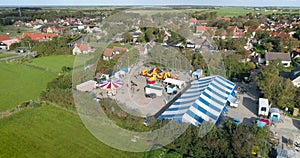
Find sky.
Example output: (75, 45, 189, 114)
(0, 0, 299, 7)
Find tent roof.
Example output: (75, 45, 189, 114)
(158, 75, 236, 126)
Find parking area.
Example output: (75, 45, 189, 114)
(225, 80, 260, 125)
(224, 79, 300, 157)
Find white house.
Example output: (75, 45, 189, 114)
(73, 43, 90, 55)
(290, 67, 300, 87)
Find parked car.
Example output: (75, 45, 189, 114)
(232, 118, 241, 125)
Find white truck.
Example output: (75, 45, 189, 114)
(258, 98, 270, 116)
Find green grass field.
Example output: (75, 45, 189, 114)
(0, 104, 144, 158)
(27, 55, 76, 73)
(0, 63, 56, 112)
(202, 7, 300, 17)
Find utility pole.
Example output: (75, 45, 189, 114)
(18, 6, 22, 17)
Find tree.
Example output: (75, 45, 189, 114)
(122, 32, 133, 43)
(243, 19, 260, 28)
(263, 42, 273, 52)
(278, 38, 300, 53)
(256, 60, 296, 109)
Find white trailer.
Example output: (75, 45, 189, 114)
(144, 85, 163, 97)
(258, 98, 270, 116)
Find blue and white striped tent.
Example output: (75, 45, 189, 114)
(157, 75, 236, 126)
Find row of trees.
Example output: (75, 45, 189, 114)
(164, 121, 270, 157)
(256, 60, 299, 109)
(10, 35, 73, 56)
(223, 54, 256, 80)
(40, 74, 75, 110)
(254, 30, 300, 53)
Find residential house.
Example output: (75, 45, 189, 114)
(1, 38, 20, 50)
(265, 52, 291, 67)
(0, 34, 10, 42)
(103, 48, 114, 60)
(0, 34, 10, 50)
(290, 67, 300, 87)
(112, 46, 128, 54)
(189, 18, 198, 26)
(40, 25, 65, 34)
(73, 43, 90, 55)
(291, 47, 300, 59)
(228, 26, 245, 38)
(196, 26, 207, 34)
(18, 32, 58, 41)
(102, 46, 128, 60)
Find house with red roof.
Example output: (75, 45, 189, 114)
(18, 32, 58, 41)
(103, 48, 114, 60)
(189, 18, 198, 26)
(0, 34, 11, 50)
(40, 26, 65, 34)
(102, 46, 128, 60)
(72, 43, 91, 55)
(196, 26, 207, 33)
(0, 34, 10, 42)
(1, 38, 20, 50)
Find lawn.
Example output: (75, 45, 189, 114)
(0, 25, 32, 37)
(27, 55, 76, 73)
(0, 63, 56, 112)
(0, 104, 145, 158)
(202, 7, 300, 17)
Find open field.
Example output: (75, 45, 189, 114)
(27, 55, 76, 73)
(123, 7, 299, 17)
(0, 25, 32, 37)
(0, 104, 144, 158)
(206, 7, 300, 17)
(0, 63, 56, 112)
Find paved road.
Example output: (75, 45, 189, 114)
(0, 52, 25, 61)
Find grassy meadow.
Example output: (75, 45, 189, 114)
(0, 104, 145, 158)
(27, 55, 76, 73)
(0, 63, 56, 112)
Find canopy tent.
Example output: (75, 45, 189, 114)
(158, 75, 236, 126)
(192, 69, 203, 79)
(99, 80, 123, 89)
(76, 80, 97, 92)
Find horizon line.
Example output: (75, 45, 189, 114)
(1, 4, 300, 8)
